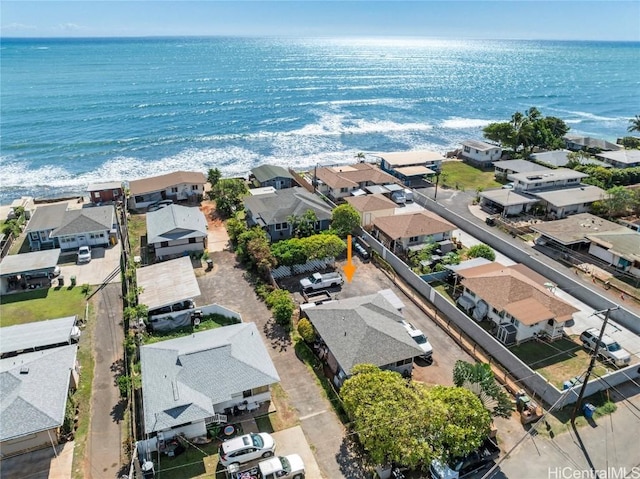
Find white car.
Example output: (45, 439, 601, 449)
(218, 432, 276, 467)
(402, 320, 433, 360)
(77, 246, 92, 264)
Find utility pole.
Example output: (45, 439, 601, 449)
(434, 172, 440, 201)
(571, 306, 619, 425)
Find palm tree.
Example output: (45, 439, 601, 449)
(628, 115, 640, 133)
(355, 152, 366, 163)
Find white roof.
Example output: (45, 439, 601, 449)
(376, 150, 445, 166)
(480, 189, 539, 206)
(1, 316, 77, 355)
(377, 289, 405, 311)
(596, 149, 640, 165)
(510, 168, 588, 183)
(137, 256, 201, 310)
(534, 185, 607, 207)
(462, 139, 501, 151)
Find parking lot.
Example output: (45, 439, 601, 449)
(57, 243, 122, 286)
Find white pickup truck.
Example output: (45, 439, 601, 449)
(402, 320, 433, 361)
(300, 272, 343, 292)
(229, 454, 305, 479)
(580, 328, 631, 367)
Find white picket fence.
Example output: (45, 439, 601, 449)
(271, 257, 335, 279)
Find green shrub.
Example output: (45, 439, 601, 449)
(267, 289, 294, 330)
(596, 401, 617, 416)
(255, 281, 274, 301)
(117, 375, 131, 398)
(297, 318, 316, 343)
(80, 283, 91, 296)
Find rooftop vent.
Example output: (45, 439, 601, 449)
(20, 367, 29, 374)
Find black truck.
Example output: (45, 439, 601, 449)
(429, 439, 500, 479)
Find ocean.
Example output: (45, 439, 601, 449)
(1, 36, 638, 204)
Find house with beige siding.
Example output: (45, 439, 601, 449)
(314, 163, 397, 202)
(128, 171, 207, 210)
(344, 194, 397, 227)
(372, 211, 455, 255)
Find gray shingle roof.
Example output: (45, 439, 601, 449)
(304, 293, 424, 375)
(51, 205, 114, 237)
(1, 316, 77, 356)
(140, 323, 280, 434)
(533, 185, 606, 208)
(243, 187, 332, 226)
(24, 203, 68, 233)
(0, 345, 77, 441)
(146, 205, 208, 244)
(251, 165, 293, 183)
(494, 160, 550, 174)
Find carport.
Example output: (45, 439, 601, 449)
(136, 256, 201, 311)
(0, 249, 61, 294)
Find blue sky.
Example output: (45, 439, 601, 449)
(2, 1, 639, 41)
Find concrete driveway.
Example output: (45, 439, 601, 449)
(0, 441, 74, 479)
(271, 426, 322, 479)
(58, 244, 121, 287)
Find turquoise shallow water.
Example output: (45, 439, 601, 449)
(1, 37, 638, 202)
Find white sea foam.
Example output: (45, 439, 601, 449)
(441, 118, 493, 129)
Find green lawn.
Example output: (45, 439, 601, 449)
(509, 338, 608, 389)
(0, 287, 88, 326)
(127, 213, 147, 257)
(440, 161, 502, 191)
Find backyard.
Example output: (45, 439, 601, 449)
(440, 160, 502, 191)
(127, 213, 147, 259)
(509, 338, 609, 389)
(0, 286, 89, 326)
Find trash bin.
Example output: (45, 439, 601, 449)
(70, 275, 76, 286)
(58, 275, 64, 287)
(206, 259, 214, 270)
(583, 403, 596, 419)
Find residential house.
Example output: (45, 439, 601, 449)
(6, 196, 36, 221)
(530, 150, 611, 169)
(146, 205, 208, 260)
(344, 194, 397, 227)
(87, 181, 124, 204)
(456, 263, 578, 344)
(250, 165, 295, 190)
(595, 149, 640, 169)
(376, 150, 443, 185)
(50, 205, 117, 251)
(563, 135, 622, 153)
(587, 230, 640, 278)
(529, 213, 627, 250)
(24, 203, 68, 251)
(1, 316, 79, 359)
(0, 249, 61, 294)
(128, 171, 207, 210)
(478, 189, 539, 217)
(0, 344, 79, 457)
(510, 168, 588, 193)
(314, 163, 397, 202)
(460, 140, 502, 166)
(533, 185, 607, 219)
(243, 187, 332, 241)
(140, 323, 280, 445)
(303, 292, 425, 387)
(493, 160, 550, 180)
(372, 211, 455, 255)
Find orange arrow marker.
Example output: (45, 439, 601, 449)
(343, 234, 357, 282)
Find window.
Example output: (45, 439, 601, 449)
(171, 187, 178, 193)
(192, 185, 199, 190)
(274, 222, 288, 231)
(160, 241, 169, 247)
(31, 232, 39, 240)
(135, 196, 144, 203)
(95, 191, 101, 198)
(252, 385, 269, 395)
(463, 146, 471, 153)
(511, 318, 520, 327)
(113, 189, 120, 196)
(396, 358, 411, 366)
(409, 236, 419, 243)
(340, 187, 348, 193)
(189, 238, 196, 244)
(243, 389, 252, 398)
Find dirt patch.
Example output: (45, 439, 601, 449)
(200, 201, 224, 229)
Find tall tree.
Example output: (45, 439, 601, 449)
(453, 360, 514, 418)
(208, 178, 249, 218)
(341, 364, 491, 469)
(288, 209, 318, 238)
(331, 204, 361, 237)
(628, 115, 640, 133)
(207, 167, 222, 187)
